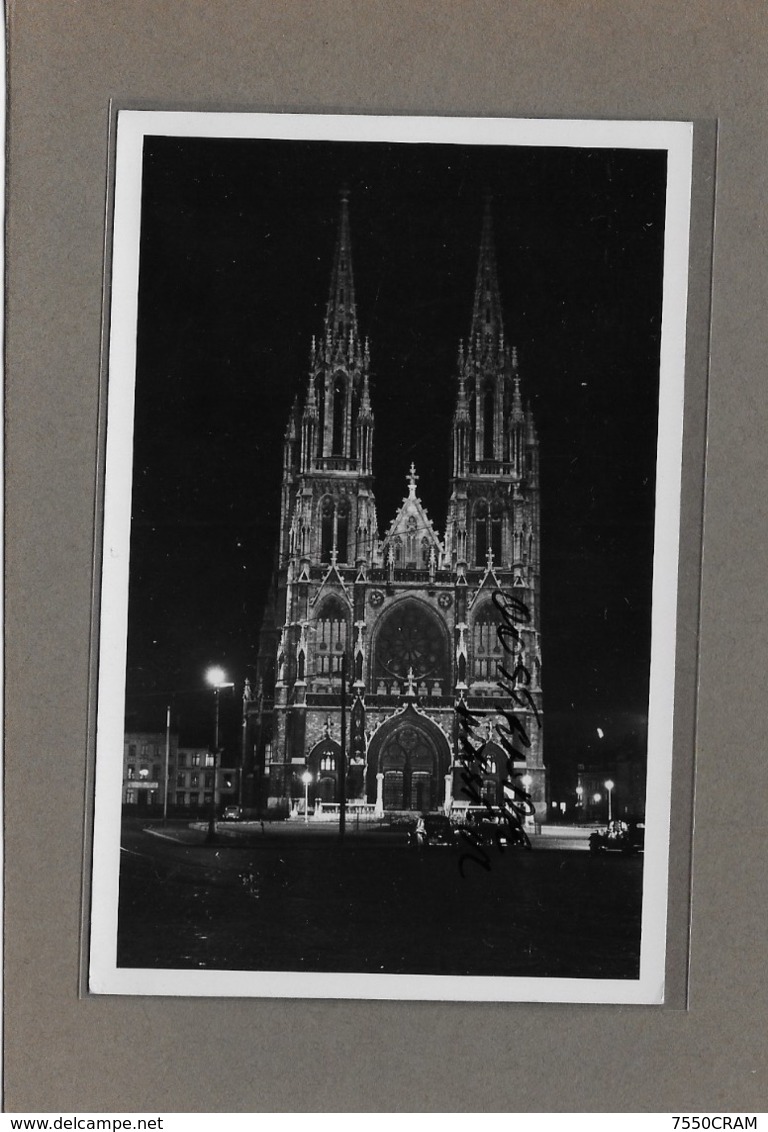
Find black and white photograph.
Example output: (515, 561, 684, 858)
(89, 112, 692, 1003)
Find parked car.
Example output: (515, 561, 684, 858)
(459, 806, 531, 850)
(589, 820, 644, 855)
(410, 813, 457, 849)
(222, 805, 243, 822)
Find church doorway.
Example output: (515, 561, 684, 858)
(307, 737, 342, 804)
(367, 706, 451, 812)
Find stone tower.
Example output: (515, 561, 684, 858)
(246, 194, 546, 821)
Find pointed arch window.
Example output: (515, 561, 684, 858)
(320, 497, 334, 563)
(332, 377, 346, 455)
(350, 390, 359, 461)
(316, 377, 325, 456)
(374, 599, 448, 684)
(473, 602, 504, 680)
(474, 501, 489, 566)
(319, 497, 351, 563)
(405, 517, 418, 565)
(336, 499, 350, 563)
(490, 501, 503, 565)
(474, 500, 504, 567)
(483, 389, 495, 458)
(315, 597, 349, 682)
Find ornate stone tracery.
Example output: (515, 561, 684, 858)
(246, 192, 545, 819)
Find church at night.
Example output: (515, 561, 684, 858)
(244, 193, 547, 820)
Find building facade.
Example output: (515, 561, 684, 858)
(123, 731, 238, 814)
(246, 194, 546, 819)
(123, 731, 172, 808)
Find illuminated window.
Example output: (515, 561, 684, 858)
(315, 598, 348, 680)
(473, 603, 504, 680)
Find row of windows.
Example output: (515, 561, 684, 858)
(127, 743, 157, 759)
(175, 793, 213, 807)
(123, 790, 217, 807)
(124, 789, 159, 805)
(388, 533, 434, 567)
(126, 749, 211, 766)
(176, 772, 215, 788)
(176, 752, 214, 768)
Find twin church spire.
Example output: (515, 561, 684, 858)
(324, 188, 360, 355)
(281, 190, 539, 576)
(469, 196, 506, 353)
(296, 191, 373, 479)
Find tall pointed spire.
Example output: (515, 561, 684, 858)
(324, 187, 359, 354)
(469, 195, 505, 350)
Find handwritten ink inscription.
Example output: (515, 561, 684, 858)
(455, 589, 542, 876)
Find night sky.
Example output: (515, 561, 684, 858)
(124, 134, 667, 787)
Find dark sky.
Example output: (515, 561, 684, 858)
(125, 134, 667, 781)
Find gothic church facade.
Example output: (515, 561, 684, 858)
(245, 193, 546, 820)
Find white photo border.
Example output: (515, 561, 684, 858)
(89, 111, 694, 1003)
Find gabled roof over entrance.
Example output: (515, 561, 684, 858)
(381, 464, 444, 566)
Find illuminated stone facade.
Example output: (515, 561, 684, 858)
(246, 194, 546, 818)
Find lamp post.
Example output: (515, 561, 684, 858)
(521, 773, 533, 828)
(162, 704, 171, 826)
(575, 784, 584, 823)
(302, 770, 312, 825)
(205, 666, 234, 843)
(604, 778, 615, 823)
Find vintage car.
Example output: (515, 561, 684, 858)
(410, 813, 457, 849)
(589, 820, 645, 855)
(221, 805, 243, 822)
(457, 806, 531, 850)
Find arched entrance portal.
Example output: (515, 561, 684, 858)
(307, 737, 342, 804)
(366, 705, 451, 812)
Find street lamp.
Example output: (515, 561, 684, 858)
(521, 773, 533, 827)
(604, 778, 615, 823)
(302, 770, 312, 825)
(575, 785, 584, 823)
(205, 666, 234, 843)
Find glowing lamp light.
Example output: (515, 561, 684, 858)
(302, 770, 312, 825)
(206, 665, 228, 688)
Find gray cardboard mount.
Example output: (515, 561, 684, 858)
(5, 0, 766, 1113)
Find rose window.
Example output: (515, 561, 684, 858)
(375, 601, 447, 682)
